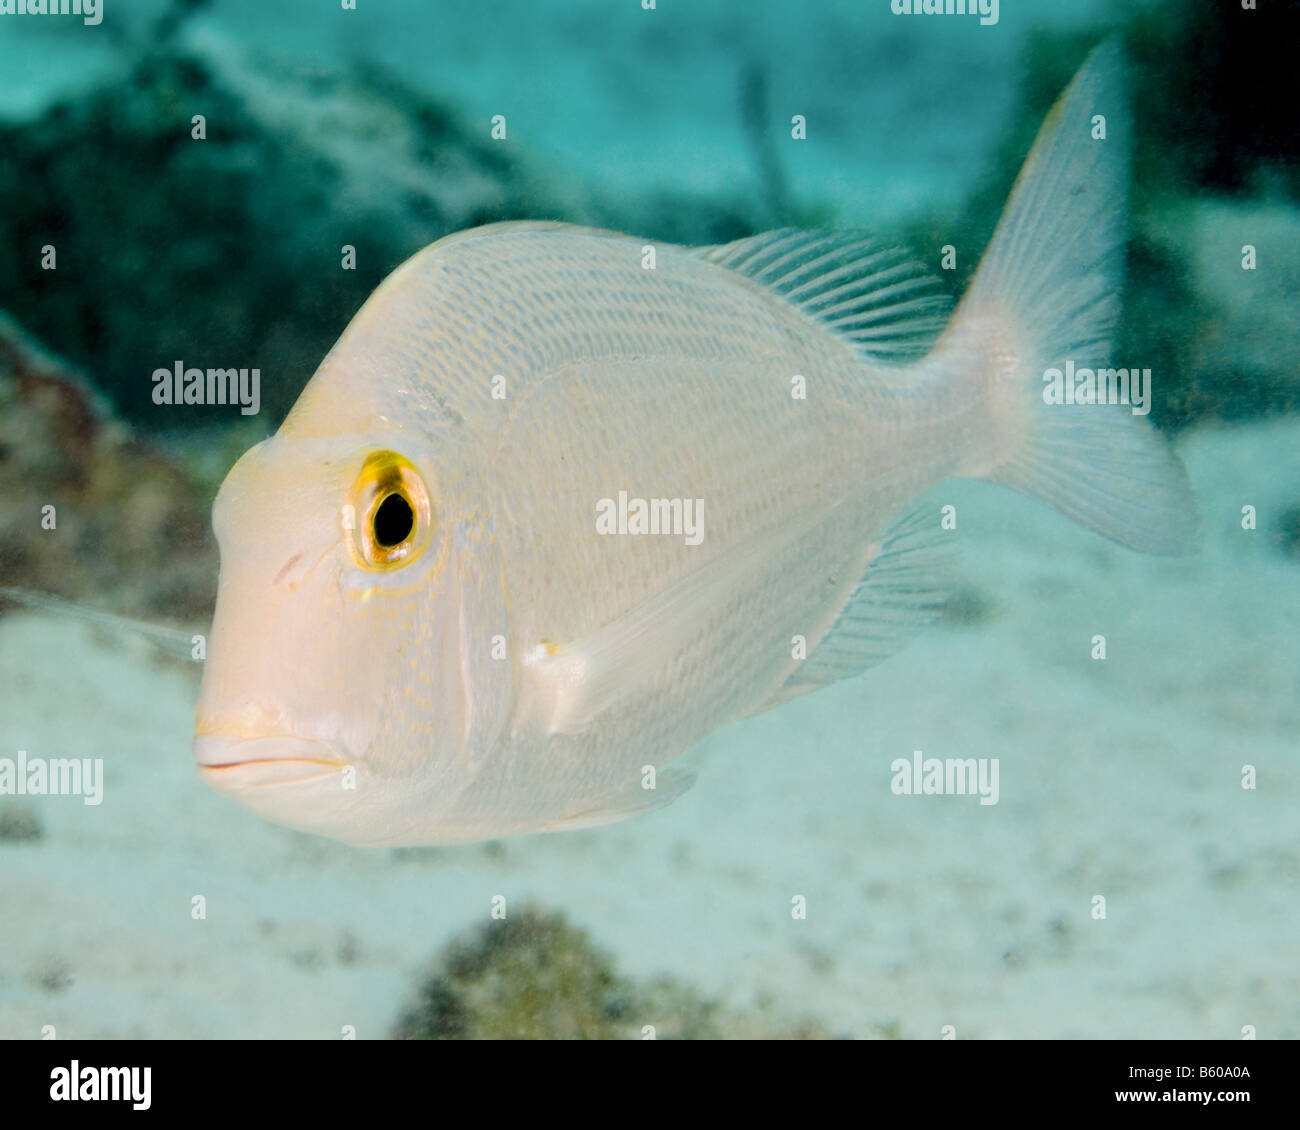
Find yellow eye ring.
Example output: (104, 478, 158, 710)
(347, 451, 432, 571)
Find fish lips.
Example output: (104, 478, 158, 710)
(193, 734, 352, 790)
(193, 732, 390, 842)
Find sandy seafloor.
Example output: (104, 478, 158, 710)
(0, 418, 1295, 1040)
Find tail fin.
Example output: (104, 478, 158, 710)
(941, 40, 1196, 554)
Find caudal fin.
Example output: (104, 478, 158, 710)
(941, 40, 1196, 555)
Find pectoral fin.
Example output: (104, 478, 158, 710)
(519, 539, 765, 735)
(751, 506, 952, 713)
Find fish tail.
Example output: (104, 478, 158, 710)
(938, 40, 1195, 554)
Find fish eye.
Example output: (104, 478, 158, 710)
(347, 450, 432, 570)
(373, 492, 414, 547)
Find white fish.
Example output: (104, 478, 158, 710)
(194, 44, 1193, 845)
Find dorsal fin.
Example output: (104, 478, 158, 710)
(691, 230, 951, 362)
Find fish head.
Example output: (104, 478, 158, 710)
(194, 432, 475, 844)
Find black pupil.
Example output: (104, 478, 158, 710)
(373, 492, 414, 548)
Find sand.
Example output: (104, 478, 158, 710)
(1, 418, 1295, 1039)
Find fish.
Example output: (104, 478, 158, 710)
(193, 42, 1194, 846)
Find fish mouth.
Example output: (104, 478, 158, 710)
(194, 734, 351, 788)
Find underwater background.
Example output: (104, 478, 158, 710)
(0, 0, 1296, 1038)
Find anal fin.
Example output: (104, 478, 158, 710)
(541, 768, 697, 833)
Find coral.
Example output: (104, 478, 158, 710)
(392, 905, 828, 1041)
